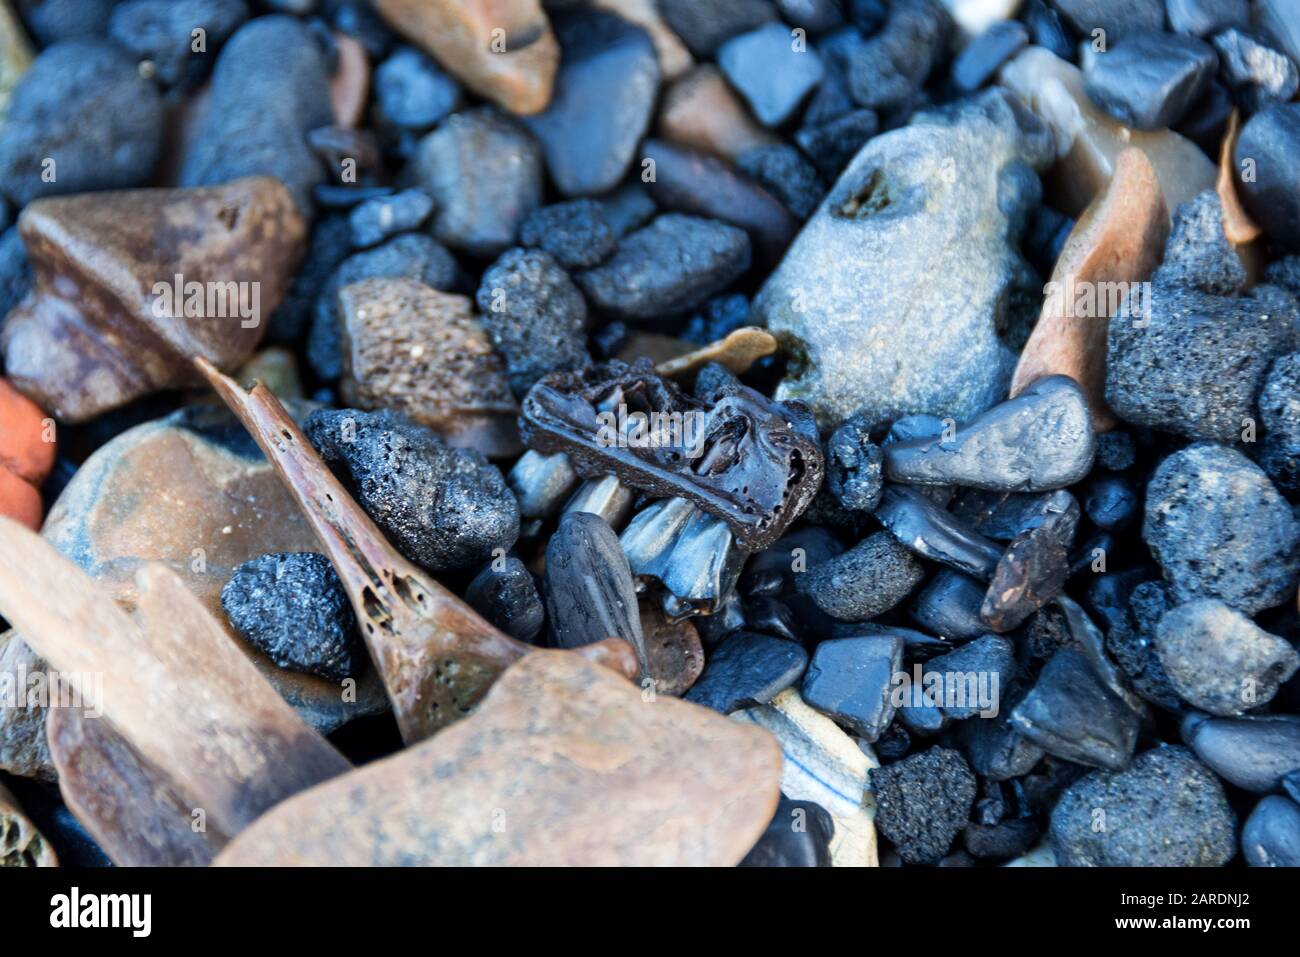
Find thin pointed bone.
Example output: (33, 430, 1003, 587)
(0, 520, 351, 838)
(194, 358, 637, 741)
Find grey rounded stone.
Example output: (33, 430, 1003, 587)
(755, 88, 1052, 431)
(1242, 796, 1300, 867)
(0, 40, 163, 206)
(108, 0, 249, 88)
(1155, 599, 1299, 716)
(1188, 714, 1300, 793)
(1142, 443, 1299, 615)
(1258, 351, 1300, 495)
(1049, 746, 1236, 867)
(1082, 30, 1218, 131)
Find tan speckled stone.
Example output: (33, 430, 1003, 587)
(338, 277, 520, 457)
(215, 649, 783, 866)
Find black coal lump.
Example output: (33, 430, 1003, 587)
(464, 556, 545, 644)
(1049, 746, 1237, 867)
(740, 797, 834, 867)
(795, 531, 924, 621)
(686, 632, 808, 714)
(1082, 30, 1217, 131)
(871, 747, 977, 865)
(518, 199, 618, 270)
(221, 552, 359, 681)
(801, 633, 903, 740)
(825, 412, 884, 512)
(736, 145, 826, 220)
(305, 408, 519, 573)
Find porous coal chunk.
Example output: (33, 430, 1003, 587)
(872, 747, 977, 865)
(796, 531, 924, 621)
(740, 797, 834, 867)
(349, 189, 435, 248)
(1143, 444, 1299, 615)
(736, 145, 826, 221)
(1258, 352, 1300, 495)
(307, 233, 461, 381)
(179, 16, 331, 215)
(1153, 191, 1246, 296)
(1156, 599, 1299, 716)
(1212, 29, 1299, 113)
(1242, 796, 1300, 867)
(220, 552, 358, 681)
(1010, 648, 1140, 770)
(845, 0, 951, 112)
(575, 214, 751, 322)
(374, 46, 461, 131)
(1082, 474, 1139, 532)
(685, 632, 808, 713)
(476, 248, 590, 396)
(411, 107, 544, 258)
(825, 413, 884, 512)
(519, 199, 617, 270)
(1188, 714, 1300, 793)
(658, 0, 776, 57)
(464, 557, 544, 644)
(1106, 285, 1294, 443)
(0, 40, 163, 206)
(1049, 746, 1236, 867)
(305, 408, 519, 572)
(1097, 578, 1183, 711)
(801, 633, 903, 740)
(719, 22, 825, 127)
(1082, 30, 1218, 131)
(108, 0, 249, 88)
(1234, 103, 1300, 251)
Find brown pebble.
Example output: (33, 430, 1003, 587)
(1, 176, 306, 422)
(0, 778, 55, 867)
(370, 0, 559, 115)
(329, 33, 370, 129)
(639, 597, 705, 696)
(658, 65, 778, 161)
(214, 649, 782, 866)
(1010, 148, 1168, 431)
(657, 326, 778, 380)
(1218, 109, 1263, 246)
(338, 276, 520, 458)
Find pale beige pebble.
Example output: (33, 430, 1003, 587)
(999, 47, 1216, 218)
(337, 276, 520, 458)
(594, 0, 693, 80)
(732, 688, 880, 867)
(1011, 148, 1168, 432)
(658, 64, 779, 161)
(329, 33, 370, 129)
(234, 346, 304, 400)
(214, 650, 784, 866)
(0, 0, 30, 120)
(657, 327, 779, 380)
(1218, 109, 1262, 246)
(0, 778, 55, 866)
(941, 0, 1023, 40)
(370, 0, 559, 115)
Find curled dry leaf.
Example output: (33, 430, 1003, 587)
(215, 649, 783, 866)
(655, 326, 778, 380)
(195, 358, 638, 743)
(0, 519, 351, 863)
(1011, 147, 1168, 431)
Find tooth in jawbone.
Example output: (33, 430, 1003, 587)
(563, 474, 635, 529)
(620, 497, 745, 620)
